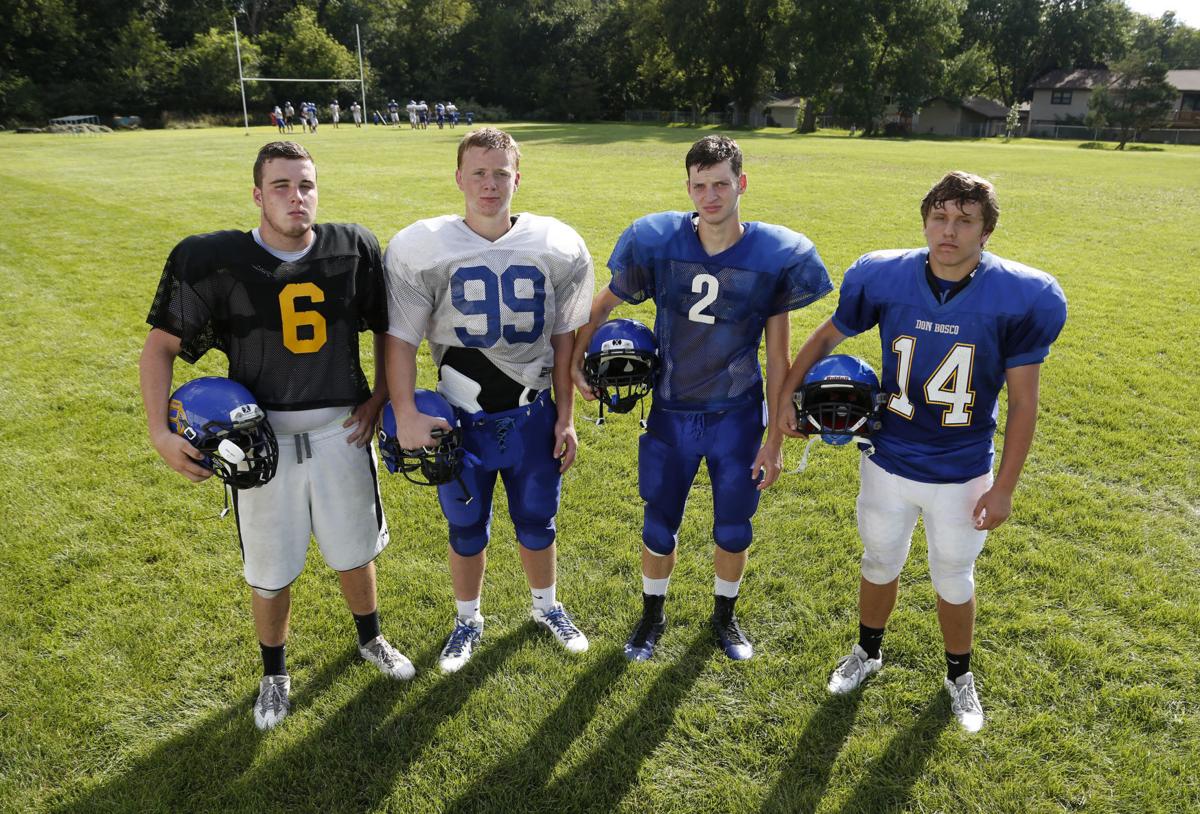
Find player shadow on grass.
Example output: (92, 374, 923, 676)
(441, 648, 630, 814)
(529, 632, 713, 812)
(50, 649, 359, 813)
(758, 690, 866, 814)
(222, 626, 529, 810)
(834, 691, 952, 814)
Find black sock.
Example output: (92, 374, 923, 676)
(858, 623, 885, 660)
(353, 610, 381, 647)
(641, 592, 666, 622)
(946, 650, 971, 681)
(260, 642, 286, 676)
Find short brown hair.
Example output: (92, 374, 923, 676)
(253, 141, 314, 188)
(921, 171, 999, 233)
(456, 128, 521, 169)
(685, 135, 742, 177)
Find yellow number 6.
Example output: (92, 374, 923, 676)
(279, 282, 327, 354)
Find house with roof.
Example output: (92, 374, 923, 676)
(1029, 67, 1200, 132)
(912, 96, 1011, 137)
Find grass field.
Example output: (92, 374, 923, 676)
(1, 122, 1198, 813)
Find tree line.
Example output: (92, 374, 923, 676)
(2, 0, 1197, 130)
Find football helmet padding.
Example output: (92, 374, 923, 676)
(168, 377, 278, 488)
(793, 355, 886, 445)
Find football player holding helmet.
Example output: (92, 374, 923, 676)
(792, 354, 885, 445)
(168, 377, 278, 488)
(378, 390, 465, 487)
(582, 318, 658, 425)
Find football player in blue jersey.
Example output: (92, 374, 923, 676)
(384, 128, 594, 672)
(778, 171, 1068, 731)
(139, 141, 415, 731)
(572, 135, 833, 662)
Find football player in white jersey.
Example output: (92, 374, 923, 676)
(139, 142, 415, 731)
(384, 128, 594, 672)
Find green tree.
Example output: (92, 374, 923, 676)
(176, 26, 264, 112)
(1088, 50, 1175, 148)
(104, 17, 176, 114)
(257, 6, 365, 105)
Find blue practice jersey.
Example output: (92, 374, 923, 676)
(608, 211, 832, 412)
(833, 249, 1067, 484)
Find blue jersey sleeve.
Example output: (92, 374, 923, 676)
(831, 255, 880, 337)
(1003, 278, 1068, 368)
(606, 223, 654, 305)
(770, 242, 833, 315)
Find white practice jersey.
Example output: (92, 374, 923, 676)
(385, 213, 594, 390)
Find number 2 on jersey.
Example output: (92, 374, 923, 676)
(888, 336, 976, 426)
(451, 265, 546, 347)
(279, 282, 327, 354)
(688, 273, 719, 324)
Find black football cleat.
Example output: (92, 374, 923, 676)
(712, 595, 753, 661)
(624, 593, 667, 661)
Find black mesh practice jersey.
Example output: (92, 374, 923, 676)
(147, 223, 388, 411)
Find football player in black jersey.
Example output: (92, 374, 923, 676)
(139, 141, 415, 731)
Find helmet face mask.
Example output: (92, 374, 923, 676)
(583, 318, 658, 421)
(793, 355, 885, 446)
(378, 391, 465, 487)
(168, 378, 278, 489)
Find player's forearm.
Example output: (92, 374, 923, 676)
(993, 366, 1041, 494)
(762, 314, 790, 443)
(370, 332, 388, 400)
(139, 329, 181, 442)
(777, 318, 847, 421)
(571, 287, 623, 372)
(551, 331, 576, 423)
(383, 334, 420, 415)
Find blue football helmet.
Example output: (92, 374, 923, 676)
(583, 318, 658, 423)
(168, 377, 278, 488)
(793, 355, 885, 445)
(378, 390, 465, 486)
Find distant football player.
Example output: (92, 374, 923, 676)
(777, 171, 1068, 732)
(139, 141, 415, 731)
(283, 101, 295, 133)
(572, 135, 832, 662)
(406, 99, 418, 129)
(417, 100, 429, 129)
(447, 101, 459, 128)
(329, 99, 340, 129)
(388, 99, 400, 125)
(350, 101, 362, 127)
(384, 128, 594, 672)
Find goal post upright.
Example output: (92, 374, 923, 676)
(234, 16, 250, 132)
(357, 24, 368, 119)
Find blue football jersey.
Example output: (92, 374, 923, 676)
(833, 249, 1067, 484)
(608, 211, 831, 411)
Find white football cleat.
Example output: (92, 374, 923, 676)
(827, 644, 883, 694)
(359, 635, 416, 681)
(254, 674, 291, 731)
(945, 672, 984, 733)
(439, 614, 483, 674)
(531, 602, 589, 654)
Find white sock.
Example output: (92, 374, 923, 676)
(643, 575, 670, 596)
(531, 583, 557, 612)
(714, 576, 741, 598)
(455, 597, 481, 621)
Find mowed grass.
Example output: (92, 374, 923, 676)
(0, 122, 1197, 813)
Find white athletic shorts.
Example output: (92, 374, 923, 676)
(855, 454, 991, 604)
(233, 415, 389, 591)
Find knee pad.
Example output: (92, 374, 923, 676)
(449, 523, 489, 557)
(713, 521, 752, 554)
(859, 539, 910, 585)
(929, 560, 976, 605)
(514, 519, 556, 552)
(642, 505, 678, 556)
(253, 586, 282, 599)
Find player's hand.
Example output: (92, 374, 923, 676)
(972, 486, 1013, 531)
(345, 393, 386, 448)
(151, 431, 212, 483)
(554, 420, 578, 473)
(752, 440, 783, 491)
(396, 409, 451, 451)
(779, 403, 808, 438)
(572, 365, 596, 401)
